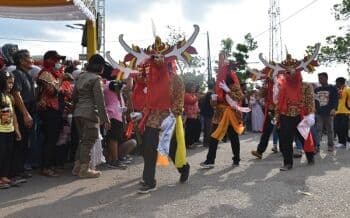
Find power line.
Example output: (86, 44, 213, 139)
(253, 0, 320, 39)
(0, 0, 320, 44)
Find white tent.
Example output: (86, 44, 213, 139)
(0, 0, 97, 57)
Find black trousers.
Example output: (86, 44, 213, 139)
(334, 114, 349, 145)
(0, 132, 14, 177)
(69, 117, 79, 162)
(142, 126, 189, 186)
(202, 116, 213, 147)
(40, 109, 63, 169)
(206, 124, 240, 164)
(193, 118, 202, 142)
(10, 107, 34, 177)
(185, 118, 201, 146)
(279, 115, 314, 166)
(257, 113, 275, 154)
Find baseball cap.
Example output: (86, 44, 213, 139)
(43, 50, 66, 61)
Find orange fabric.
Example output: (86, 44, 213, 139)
(304, 132, 315, 153)
(125, 122, 134, 139)
(156, 152, 169, 166)
(211, 105, 244, 140)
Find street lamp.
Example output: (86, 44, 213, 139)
(65, 24, 84, 30)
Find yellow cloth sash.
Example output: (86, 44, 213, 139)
(211, 106, 245, 140)
(175, 116, 187, 168)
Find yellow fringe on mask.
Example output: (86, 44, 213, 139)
(175, 116, 187, 168)
(211, 106, 245, 140)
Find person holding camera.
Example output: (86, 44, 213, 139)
(103, 79, 136, 169)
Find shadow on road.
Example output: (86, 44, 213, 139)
(1, 133, 349, 217)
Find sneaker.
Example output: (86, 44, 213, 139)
(271, 146, 278, 153)
(314, 146, 320, 154)
(0, 182, 10, 189)
(193, 140, 202, 146)
(119, 156, 132, 165)
(232, 162, 239, 167)
(24, 164, 33, 171)
(138, 184, 157, 194)
(78, 164, 101, 178)
(8, 179, 20, 187)
(179, 164, 190, 183)
(335, 143, 346, 148)
(187, 144, 198, 149)
(106, 161, 127, 170)
(308, 159, 315, 165)
(280, 165, 292, 171)
(251, 150, 262, 159)
(199, 161, 214, 169)
(41, 169, 59, 177)
(13, 176, 27, 183)
(328, 146, 334, 152)
(293, 149, 302, 158)
(19, 172, 32, 178)
(139, 180, 145, 186)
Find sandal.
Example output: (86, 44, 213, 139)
(0, 181, 10, 189)
(41, 169, 59, 177)
(1, 177, 11, 183)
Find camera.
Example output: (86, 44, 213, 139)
(109, 80, 126, 92)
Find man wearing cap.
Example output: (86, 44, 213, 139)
(72, 54, 110, 178)
(36, 50, 65, 177)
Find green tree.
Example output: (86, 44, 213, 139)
(219, 33, 258, 82)
(307, 0, 350, 74)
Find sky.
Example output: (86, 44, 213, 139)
(0, 0, 347, 83)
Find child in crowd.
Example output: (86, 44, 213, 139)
(0, 70, 21, 189)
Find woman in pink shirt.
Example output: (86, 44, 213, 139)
(104, 80, 136, 169)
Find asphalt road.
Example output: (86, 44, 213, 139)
(1, 132, 349, 218)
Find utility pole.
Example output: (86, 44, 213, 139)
(96, 0, 106, 57)
(207, 31, 212, 84)
(268, 0, 283, 62)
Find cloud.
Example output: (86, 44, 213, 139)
(105, 0, 155, 21)
(180, 0, 243, 21)
(0, 19, 84, 58)
(105, 0, 243, 22)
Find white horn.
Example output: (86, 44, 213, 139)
(106, 51, 140, 79)
(297, 43, 321, 72)
(164, 24, 200, 62)
(119, 34, 149, 66)
(259, 53, 284, 77)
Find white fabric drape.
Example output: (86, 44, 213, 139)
(0, 0, 95, 20)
